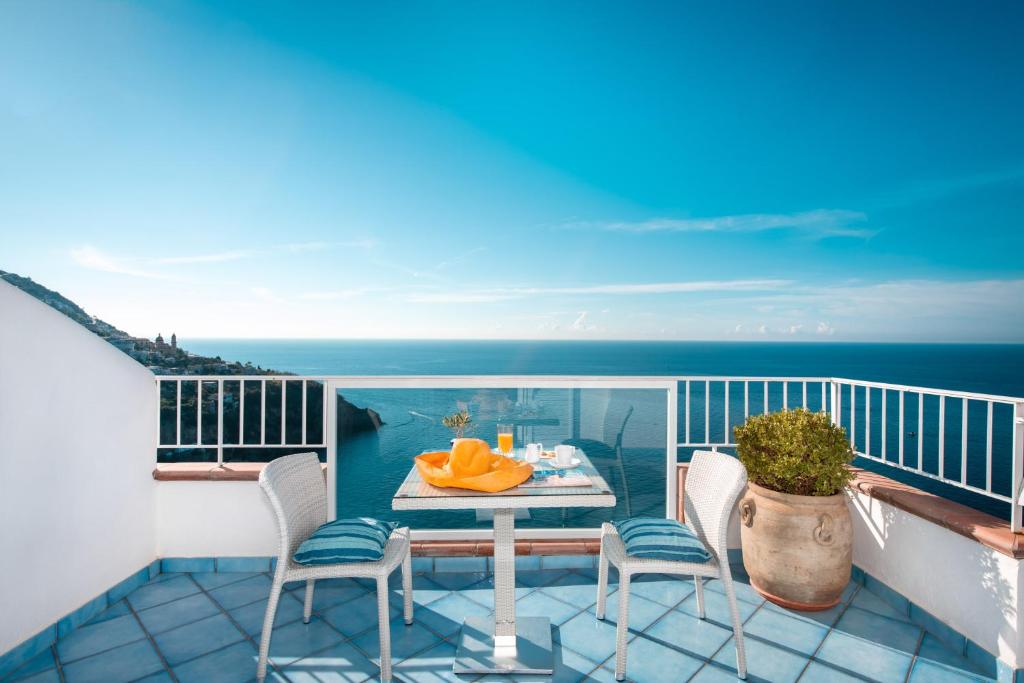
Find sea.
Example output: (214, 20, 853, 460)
(183, 340, 1024, 395)
(181, 340, 1024, 528)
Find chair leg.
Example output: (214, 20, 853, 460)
(614, 570, 631, 681)
(256, 576, 284, 682)
(376, 576, 393, 682)
(721, 573, 747, 680)
(596, 541, 609, 620)
(303, 579, 315, 624)
(402, 547, 414, 625)
(695, 575, 706, 619)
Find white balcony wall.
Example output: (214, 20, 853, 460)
(848, 489, 1023, 670)
(155, 482, 277, 557)
(0, 281, 156, 654)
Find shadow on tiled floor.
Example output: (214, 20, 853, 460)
(0, 567, 995, 683)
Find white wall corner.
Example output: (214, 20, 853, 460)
(0, 280, 158, 654)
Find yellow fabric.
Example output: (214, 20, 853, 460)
(447, 438, 494, 478)
(415, 438, 534, 493)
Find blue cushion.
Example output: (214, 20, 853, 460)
(293, 518, 398, 565)
(612, 518, 711, 563)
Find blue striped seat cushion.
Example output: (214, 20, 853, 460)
(612, 518, 711, 563)
(293, 518, 398, 565)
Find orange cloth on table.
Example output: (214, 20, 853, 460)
(415, 437, 533, 493)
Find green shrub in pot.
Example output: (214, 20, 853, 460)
(733, 408, 854, 496)
(732, 408, 855, 610)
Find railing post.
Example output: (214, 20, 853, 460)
(239, 379, 246, 447)
(666, 382, 679, 520)
(1012, 402, 1024, 533)
(155, 379, 162, 452)
(724, 381, 730, 444)
(217, 378, 224, 467)
(176, 379, 182, 447)
(572, 388, 581, 440)
(197, 380, 203, 446)
(326, 380, 339, 521)
(850, 386, 856, 449)
(829, 380, 838, 427)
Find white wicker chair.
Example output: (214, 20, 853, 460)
(597, 450, 749, 680)
(257, 452, 413, 682)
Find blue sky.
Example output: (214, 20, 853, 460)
(1, 1, 1022, 341)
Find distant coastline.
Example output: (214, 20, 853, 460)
(1, 270, 280, 376)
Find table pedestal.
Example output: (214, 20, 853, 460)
(454, 617, 553, 675)
(453, 508, 555, 675)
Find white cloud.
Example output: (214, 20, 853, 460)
(373, 259, 447, 282)
(551, 280, 790, 295)
(720, 280, 1024, 342)
(72, 240, 374, 277)
(285, 240, 376, 252)
(408, 291, 524, 304)
(70, 246, 167, 279)
(736, 279, 1024, 321)
(408, 279, 788, 303)
(299, 288, 369, 301)
(157, 250, 254, 264)
(434, 247, 488, 271)
(374, 246, 486, 284)
(570, 311, 596, 332)
(564, 209, 877, 239)
(251, 287, 284, 304)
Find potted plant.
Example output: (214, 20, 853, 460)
(733, 408, 855, 610)
(441, 409, 473, 442)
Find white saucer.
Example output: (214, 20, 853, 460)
(548, 457, 581, 470)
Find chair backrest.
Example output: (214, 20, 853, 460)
(683, 450, 748, 562)
(258, 452, 328, 567)
(613, 406, 634, 451)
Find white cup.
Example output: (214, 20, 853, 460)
(524, 443, 541, 464)
(554, 444, 575, 466)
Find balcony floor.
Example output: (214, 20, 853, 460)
(2, 565, 994, 683)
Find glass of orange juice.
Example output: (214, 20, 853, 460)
(497, 423, 514, 456)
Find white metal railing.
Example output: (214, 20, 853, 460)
(675, 377, 831, 447)
(156, 376, 328, 463)
(831, 378, 1024, 531)
(155, 375, 1024, 531)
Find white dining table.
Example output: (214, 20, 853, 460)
(392, 448, 616, 675)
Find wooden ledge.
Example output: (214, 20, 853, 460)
(153, 462, 326, 481)
(847, 466, 1024, 559)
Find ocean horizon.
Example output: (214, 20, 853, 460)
(182, 339, 1024, 397)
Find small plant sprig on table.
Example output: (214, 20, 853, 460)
(734, 408, 854, 496)
(441, 409, 473, 438)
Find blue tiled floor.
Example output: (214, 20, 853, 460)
(0, 566, 996, 683)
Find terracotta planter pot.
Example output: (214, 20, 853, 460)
(739, 482, 852, 611)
